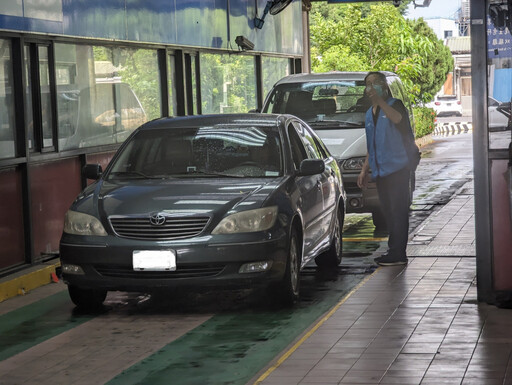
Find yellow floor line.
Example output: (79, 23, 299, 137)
(253, 268, 380, 385)
(342, 237, 388, 242)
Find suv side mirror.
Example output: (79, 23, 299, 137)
(298, 159, 325, 176)
(248, 108, 261, 113)
(82, 164, 103, 180)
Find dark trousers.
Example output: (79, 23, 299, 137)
(376, 167, 411, 259)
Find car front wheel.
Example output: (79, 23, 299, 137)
(315, 208, 343, 267)
(68, 285, 107, 310)
(276, 228, 301, 306)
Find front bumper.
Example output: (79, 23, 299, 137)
(342, 172, 380, 213)
(60, 231, 288, 292)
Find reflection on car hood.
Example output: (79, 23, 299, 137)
(313, 128, 367, 159)
(87, 178, 284, 217)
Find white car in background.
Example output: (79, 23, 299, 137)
(427, 95, 463, 117)
(260, 71, 415, 230)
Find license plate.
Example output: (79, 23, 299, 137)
(132, 250, 176, 271)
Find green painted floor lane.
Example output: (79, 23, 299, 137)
(0, 290, 93, 361)
(107, 274, 368, 385)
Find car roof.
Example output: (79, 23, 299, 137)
(139, 113, 285, 131)
(272, 71, 398, 85)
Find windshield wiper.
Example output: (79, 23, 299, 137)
(308, 120, 363, 128)
(107, 170, 154, 179)
(179, 170, 245, 178)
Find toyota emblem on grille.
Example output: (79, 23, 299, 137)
(149, 213, 166, 226)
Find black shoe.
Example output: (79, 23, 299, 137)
(374, 254, 408, 266)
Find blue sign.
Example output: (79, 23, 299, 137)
(487, 16, 512, 59)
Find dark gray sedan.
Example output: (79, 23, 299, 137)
(60, 114, 346, 309)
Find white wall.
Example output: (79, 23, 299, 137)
(425, 18, 460, 40)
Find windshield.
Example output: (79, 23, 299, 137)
(262, 81, 369, 128)
(106, 125, 283, 180)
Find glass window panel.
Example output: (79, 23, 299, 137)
(191, 55, 197, 115)
(0, 39, 16, 159)
(115, 47, 161, 122)
(55, 43, 160, 151)
(487, 14, 512, 150)
(168, 54, 177, 116)
(39, 46, 54, 148)
(24, 45, 35, 151)
(200, 53, 256, 114)
(262, 56, 290, 103)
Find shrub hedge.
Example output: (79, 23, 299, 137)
(412, 107, 436, 138)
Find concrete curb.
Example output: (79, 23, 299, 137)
(0, 260, 61, 303)
(415, 134, 434, 148)
(433, 122, 473, 136)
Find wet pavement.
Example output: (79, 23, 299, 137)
(1, 131, 503, 385)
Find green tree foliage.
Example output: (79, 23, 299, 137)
(408, 18, 454, 101)
(310, 3, 453, 104)
(200, 54, 256, 113)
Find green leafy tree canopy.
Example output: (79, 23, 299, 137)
(310, 3, 453, 104)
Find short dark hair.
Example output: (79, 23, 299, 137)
(364, 71, 387, 84)
(364, 71, 390, 99)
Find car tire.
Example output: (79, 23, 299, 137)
(315, 207, 343, 268)
(372, 209, 388, 232)
(68, 285, 107, 310)
(276, 228, 301, 306)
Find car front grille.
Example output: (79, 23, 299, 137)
(95, 264, 225, 279)
(109, 215, 210, 240)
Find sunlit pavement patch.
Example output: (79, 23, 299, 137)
(0, 291, 93, 361)
(107, 266, 374, 385)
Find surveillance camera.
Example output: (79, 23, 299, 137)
(393, 0, 401, 7)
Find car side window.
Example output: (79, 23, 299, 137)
(287, 123, 308, 169)
(298, 123, 323, 160)
(312, 135, 329, 159)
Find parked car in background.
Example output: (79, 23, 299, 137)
(60, 114, 346, 309)
(261, 71, 414, 230)
(488, 96, 510, 130)
(427, 95, 463, 117)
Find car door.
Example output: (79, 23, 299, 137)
(298, 122, 338, 255)
(287, 122, 324, 264)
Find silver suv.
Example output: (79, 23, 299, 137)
(261, 71, 414, 229)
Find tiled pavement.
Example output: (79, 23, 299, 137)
(252, 258, 511, 385)
(407, 181, 475, 257)
(251, 181, 512, 385)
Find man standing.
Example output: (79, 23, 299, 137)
(357, 71, 417, 266)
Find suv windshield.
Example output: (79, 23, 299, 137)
(106, 125, 283, 180)
(262, 81, 369, 128)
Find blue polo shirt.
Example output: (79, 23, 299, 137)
(365, 98, 410, 179)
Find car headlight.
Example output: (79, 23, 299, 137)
(212, 206, 278, 234)
(63, 210, 107, 236)
(343, 157, 366, 171)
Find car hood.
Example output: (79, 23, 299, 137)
(314, 128, 367, 160)
(74, 177, 285, 218)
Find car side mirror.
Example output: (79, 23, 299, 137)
(298, 159, 325, 176)
(248, 108, 261, 113)
(82, 164, 103, 180)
